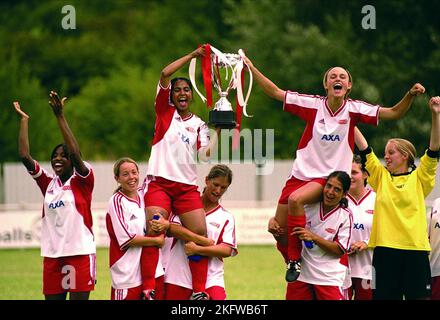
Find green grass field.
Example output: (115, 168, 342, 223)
(0, 245, 286, 300)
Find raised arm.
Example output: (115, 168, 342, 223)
(13, 102, 35, 171)
(354, 126, 369, 151)
(48, 91, 89, 177)
(429, 96, 440, 151)
(244, 56, 285, 102)
(160, 45, 206, 88)
(378, 83, 425, 120)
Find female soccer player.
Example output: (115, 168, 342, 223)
(13, 92, 95, 300)
(143, 45, 220, 300)
(286, 171, 352, 300)
(245, 55, 425, 282)
(346, 155, 376, 300)
(162, 165, 237, 300)
(354, 96, 440, 300)
(106, 158, 166, 300)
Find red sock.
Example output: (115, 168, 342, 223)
(141, 245, 159, 290)
(287, 215, 306, 261)
(189, 256, 208, 293)
(276, 242, 289, 263)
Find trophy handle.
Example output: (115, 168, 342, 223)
(189, 58, 207, 104)
(235, 49, 254, 117)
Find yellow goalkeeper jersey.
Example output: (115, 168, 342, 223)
(365, 150, 438, 251)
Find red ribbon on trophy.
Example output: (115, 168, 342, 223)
(189, 44, 253, 150)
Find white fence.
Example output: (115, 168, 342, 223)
(0, 160, 439, 248)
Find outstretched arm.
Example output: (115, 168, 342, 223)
(429, 96, 440, 151)
(379, 83, 425, 120)
(13, 102, 35, 171)
(244, 56, 285, 102)
(160, 45, 206, 88)
(48, 91, 89, 177)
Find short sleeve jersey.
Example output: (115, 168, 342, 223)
(106, 188, 164, 289)
(347, 189, 375, 279)
(164, 205, 237, 289)
(429, 198, 440, 277)
(29, 160, 95, 258)
(299, 202, 353, 286)
(146, 82, 210, 186)
(284, 92, 380, 180)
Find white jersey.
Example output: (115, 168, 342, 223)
(164, 205, 237, 289)
(347, 190, 375, 280)
(29, 160, 95, 258)
(106, 188, 164, 290)
(146, 82, 210, 186)
(429, 198, 440, 277)
(299, 202, 353, 286)
(284, 92, 380, 181)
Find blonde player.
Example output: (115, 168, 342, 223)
(286, 171, 352, 300)
(13, 93, 95, 300)
(355, 96, 440, 300)
(346, 155, 375, 300)
(245, 55, 425, 282)
(106, 158, 166, 300)
(160, 165, 237, 300)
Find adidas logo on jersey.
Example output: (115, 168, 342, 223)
(435, 222, 440, 229)
(325, 227, 336, 234)
(318, 119, 325, 124)
(209, 222, 220, 228)
(129, 214, 137, 221)
(321, 134, 340, 141)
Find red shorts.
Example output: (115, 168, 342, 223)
(111, 276, 165, 300)
(347, 277, 373, 300)
(278, 176, 327, 204)
(286, 280, 344, 300)
(164, 283, 226, 300)
(111, 285, 143, 300)
(144, 177, 203, 215)
(43, 254, 96, 295)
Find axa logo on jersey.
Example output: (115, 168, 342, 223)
(321, 134, 340, 141)
(49, 200, 65, 209)
(353, 223, 365, 230)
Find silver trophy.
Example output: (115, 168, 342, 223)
(189, 46, 253, 129)
(209, 52, 242, 129)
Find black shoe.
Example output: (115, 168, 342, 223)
(142, 289, 155, 300)
(285, 259, 301, 282)
(190, 291, 210, 300)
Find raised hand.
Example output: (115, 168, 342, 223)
(409, 83, 425, 96)
(429, 96, 440, 114)
(48, 90, 67, 116)
(191, 45, 206, 59)
(13, 101, 29, 120)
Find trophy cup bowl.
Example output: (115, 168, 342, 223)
(208, 53, 241, 129)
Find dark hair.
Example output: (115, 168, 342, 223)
(207, 164, 233, 185)
(353, 154, 369, 186)
(327, 171, 351, 208)
(50, 143, 70, 160)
